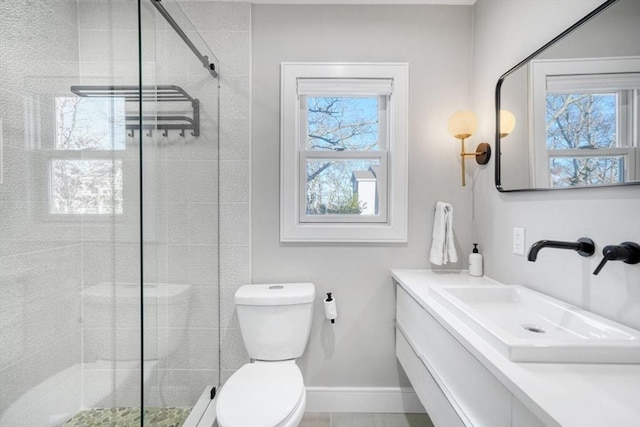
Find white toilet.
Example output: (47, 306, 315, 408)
(216, 282, 315, 427)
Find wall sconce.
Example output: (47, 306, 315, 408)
(499, 109, 516, 138)
(447, 110, 491, 187)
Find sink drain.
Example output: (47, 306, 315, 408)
(522, 324, 546, 334)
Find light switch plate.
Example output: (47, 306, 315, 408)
(513, 227, 526, 256)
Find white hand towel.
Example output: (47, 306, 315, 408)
(429, 201, 458, 265)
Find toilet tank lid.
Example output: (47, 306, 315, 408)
(235, 283, 315, 306)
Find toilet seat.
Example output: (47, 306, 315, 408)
(216, 362, 305, 427)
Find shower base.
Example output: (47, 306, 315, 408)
(62, 407, 191, 427)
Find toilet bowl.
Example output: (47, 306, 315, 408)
(215, 283, 315, 427)
(216, 361, 306, 427)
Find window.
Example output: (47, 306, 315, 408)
(530, 58, 640, 187)
(281, 63, 408, 242)
(50, 96, 125, 215)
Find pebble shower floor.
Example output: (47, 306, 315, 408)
(62, 407, 191, 427)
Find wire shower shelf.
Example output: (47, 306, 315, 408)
(70, 85, 200, 137)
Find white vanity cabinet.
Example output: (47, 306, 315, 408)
(395, 285, 544, 427)
(392, 269, 640, 427)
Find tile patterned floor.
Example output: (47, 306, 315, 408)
(62, 407, 191, 427)
(63, 408, 432, 427)
(300, 412, 434, 427)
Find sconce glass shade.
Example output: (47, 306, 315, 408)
(499, 109, 516, 138)
(448, 110, 477, 140)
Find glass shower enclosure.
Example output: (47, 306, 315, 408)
(0, 0, 220, 425)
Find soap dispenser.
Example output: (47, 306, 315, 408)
(469, 243, 483, 277)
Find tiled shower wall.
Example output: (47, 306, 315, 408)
(179, 1, 252, 384)
(0, 1, 83, 425)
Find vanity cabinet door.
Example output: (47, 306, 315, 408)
(396, 327, 466, 427)
(396, 287, 512, 427)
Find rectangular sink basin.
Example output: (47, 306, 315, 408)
(429, 285, 640, 364)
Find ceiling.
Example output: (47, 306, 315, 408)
(185, 0, 475, 4)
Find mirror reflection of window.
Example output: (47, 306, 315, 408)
(50, 159, 123, 215)
(55, 97, 126, 150)
(530, 58, 639, 188)
(496, 0, 640, 191)
(546, 91, 627, 187)
(50, 97, 126, 215)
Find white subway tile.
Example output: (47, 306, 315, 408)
(219, 203, 249, 245)
(220, 161, 249, 203)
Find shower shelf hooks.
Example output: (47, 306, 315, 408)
(70, 85, 201, 138)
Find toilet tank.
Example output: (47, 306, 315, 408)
(235, 283, 315, 361)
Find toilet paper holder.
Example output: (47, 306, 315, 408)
(324, 292, 337, 324)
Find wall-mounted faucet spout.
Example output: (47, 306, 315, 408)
(527, 238, 595, 262)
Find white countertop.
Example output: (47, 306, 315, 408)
(391, 269, 640, 427)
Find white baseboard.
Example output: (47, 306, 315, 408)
(305, 386, 426, 414)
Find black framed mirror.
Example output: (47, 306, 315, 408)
(495, 0, 640, 192)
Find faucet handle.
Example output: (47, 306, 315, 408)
(593, 242, 640, 275)
(593, 253, 612, 276)
(604, 242, 640, 264)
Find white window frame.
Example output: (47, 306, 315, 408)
(280, 62, 408, 242)
(297, 79, 391, 224)
(529, 57, 640, 187)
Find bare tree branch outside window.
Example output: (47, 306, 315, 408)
(305, 97, 379, 215)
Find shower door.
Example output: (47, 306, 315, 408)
(0, 0, 220, 425)
(139, 0, 221, 418)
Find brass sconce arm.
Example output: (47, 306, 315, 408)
(458, 138, 491, 186)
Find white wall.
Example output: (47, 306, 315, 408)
(251, 4, 475, 388)
(472, 0, 640, 329)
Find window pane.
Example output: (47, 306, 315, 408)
(549, 156, 624, 188)
(55, 97, 126, 150)
(546, 93, 617, 150)
(307, 97, 379, 151)
(50, 160, 123, 214)
(306, 159, 380, 216)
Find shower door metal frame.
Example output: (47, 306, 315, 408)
(149, 0, 218, 78)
